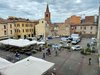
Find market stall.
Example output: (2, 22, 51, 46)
(0, 56, 55, 75)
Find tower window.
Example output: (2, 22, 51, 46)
(46, 14, 48, 17)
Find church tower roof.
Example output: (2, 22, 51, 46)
(46, 4, 50, 12)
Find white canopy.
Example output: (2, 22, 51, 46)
(0, 57, 13, 69)
(0, 39, 46, 47)
(37, 41, 45, 45)
(0, 39, 37, 47)
(0, 56, 55, 75)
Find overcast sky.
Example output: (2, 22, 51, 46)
(0, 0, 99, 22)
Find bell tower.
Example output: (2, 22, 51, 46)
(45, 4, 51, 24)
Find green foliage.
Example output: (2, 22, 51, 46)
(81, 47, 91, 55)
(85, 47, 91, 52)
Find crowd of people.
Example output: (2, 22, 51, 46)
(42, 46, 61, 59)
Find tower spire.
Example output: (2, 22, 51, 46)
(46, 4, 49, 12)
(45, 4, 51, 24)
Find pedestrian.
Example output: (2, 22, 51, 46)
(89, 58, 91, 65)
(47, 48, 51, 56)
(55, 48, 58, 56)
(15, 52, 20, 61)
(42, 48, 46, 59)
(15, 52, 20, 58)
(45, 48, 48, 56)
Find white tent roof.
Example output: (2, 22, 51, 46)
(0, 56, 54, 75)
(0, 39, 37, 47)
(37, 41, 45, 45)
(0, 39, 46, 47)
(0, 57, 13, 69)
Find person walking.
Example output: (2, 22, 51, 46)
(47, 48, 51, 56)
(42, 48, 46, 59)
(89, 58, 91, 65)
(55, 47, 58, 56)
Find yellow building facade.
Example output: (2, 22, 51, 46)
(35, 19, 51, 39)
(0, 17, 38, 39)
(7, 22, 15, 38)
(0, 23, 8, 39)
(14, 21, 35, 39)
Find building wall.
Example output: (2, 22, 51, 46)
(14, 21, 34, 39)
(7, 23, 15, 38)
(0, 24, 8, 39)
(53, 23, 70, 36)
(71, 25, 97, 36)
(85, 16, 94, 24)
(69, 15, 81, 25)
(65, 18, 70, 24)
(35, 19, 51, 38)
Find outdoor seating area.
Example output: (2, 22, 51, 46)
(0, 39, 45, 55)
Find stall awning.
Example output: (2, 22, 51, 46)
(0, 56, 55, 75)
(0, 39, 37, 47)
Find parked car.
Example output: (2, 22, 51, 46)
(52, 44, 62, 49)
(91, 38, 97, 45)
(71, 40, 77, 45)
(67, 39, 72, 43)
(71, 45, 82, 51)
(61, 37, 67, 41)
(62, 43, 69, 48)
(68, 36, 73, 41)
(48, 36, 53, 39)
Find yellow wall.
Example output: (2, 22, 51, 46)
(14, 21, 35, 39)
(7, 23, 15, 38)
(0, 24, 8, 39)
(35, 19, 51, 38)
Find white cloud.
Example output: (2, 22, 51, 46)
(76, 0, 82, 3)
(0, 0, 98, 22)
